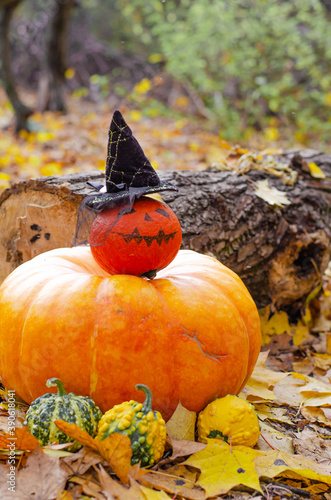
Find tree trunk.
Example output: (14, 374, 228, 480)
(320, 0, 331, 13)
(38, 0, 74, 112)
(0, 0, 33, 132)
(0, 149, 330, 317)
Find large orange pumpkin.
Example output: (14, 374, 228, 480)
(0, 247, 261, 421)
(90, 196, 182, 278)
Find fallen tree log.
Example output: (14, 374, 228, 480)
(0, 149, 330, 316)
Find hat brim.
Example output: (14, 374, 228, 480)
(84, 181, 178, 211)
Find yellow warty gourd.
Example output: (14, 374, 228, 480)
(197, 395, 260, 447)
(96, 384, 166, 466)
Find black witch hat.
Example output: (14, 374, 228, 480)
(84, 110, 178, 211)
(73, 110, 178, 246)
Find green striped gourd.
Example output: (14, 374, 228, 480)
(24, 378, 102, 451)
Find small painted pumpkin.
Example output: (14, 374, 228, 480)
(89, 196, 182, 278)
(24, 378, 102, 451)
(97, 384, 166, 466)
(0, 247, 261, 421)
(197, 395, 260, 447)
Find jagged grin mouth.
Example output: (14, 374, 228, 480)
(114, 227, 178, 247)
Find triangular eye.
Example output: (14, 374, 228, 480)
(144, 213, 153, 221)
(128, 208, 137, 214)
(155, 208, 170, 219)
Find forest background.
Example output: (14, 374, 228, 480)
(1, 0, 331, 151)
(1, 2, 331, 499)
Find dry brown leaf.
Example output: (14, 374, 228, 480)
(68, 474, 104, 499)
(62, 447, 105, 476)
(0, 415, 9, 434)
(257, 422, 294, 454)
(139, 465, 204, 500)
(254, 403, 295, 426)
(167, 437, 206, 461)
(321, 407, 331, 420)
(273, 374, 307, 407)
(166, 402, 196, 440)
(293, 427, 331, 467)
(0, 446, 68, 500)
(98, 464, 145, 499)
(54, 419, 132, 484)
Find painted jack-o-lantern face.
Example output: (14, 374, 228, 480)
(89, 196, 182, 277)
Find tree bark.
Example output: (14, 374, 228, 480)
(0, 0, 33, 131)
(38, 0, 74, 112)
(0, 149, 330, 317)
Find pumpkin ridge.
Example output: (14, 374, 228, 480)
(178, 325, 229, 364)
(18, 279, 53, 401)
(163, 274, 251, 364)
(190, 272, 260, 386)
(21, 273, 100, 401)
(89, 331, 99, 397)
(0, 268, 53, 398)
(217, 285, 260, 388)
(152, 271, 251, 402)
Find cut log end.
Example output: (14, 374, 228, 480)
(267, 231, 329, 313)
(0, 151, 330, 319)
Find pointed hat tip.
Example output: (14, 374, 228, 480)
(110, 109, 131, 135)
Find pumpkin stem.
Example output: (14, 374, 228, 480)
(141, 269, 157, 279)
(136, 384, 153, 413)
(46, 378, 67, 396)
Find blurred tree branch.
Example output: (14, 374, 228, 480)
(0, 0, 33, 132)
(0, 0, 75, 130)
(38, 0, 75, 112)
(319, 0, 331, 12)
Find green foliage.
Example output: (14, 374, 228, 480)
(116, 0, 331, 141)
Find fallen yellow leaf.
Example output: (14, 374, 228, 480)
(40, 162, 63, 176)
(241, 351, 289, 402)
(184, 440, 262, 497)
(255, 448, 331, 485)
(299, 381, 331, 407)
(259, 307, 291, 345)
(308, 162, 326, 179)
(140, 484, 173, 499)
(56, 491, 75, 500)
(65, 68, 75, 80)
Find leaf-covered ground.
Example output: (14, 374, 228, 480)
(0, 88, 331, 499)
(0, 88, 301, 189)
